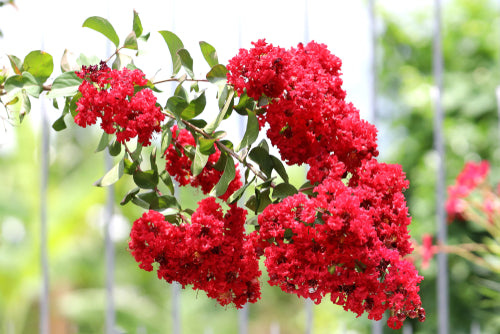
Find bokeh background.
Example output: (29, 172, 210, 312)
(1, 0, 500, 333)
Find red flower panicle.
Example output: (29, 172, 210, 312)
(164, 125, 242, 201)
(129, 198, 261, 308)
(256, 159, 423, 329)
(75, 62, 164, 146)
(446, 160, 490, 220)
(227, 40, 378, 168)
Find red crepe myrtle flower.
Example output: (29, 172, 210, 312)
(75, 61, 164, 146)
(164, 125, 242, 201)
(129, 198, 261, 308)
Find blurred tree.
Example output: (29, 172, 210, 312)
(377, 0, 500, 333)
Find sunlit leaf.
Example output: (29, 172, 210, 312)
(177, 49, 194, 78)
(46, 71, 82, 98)
(132, 10, 143, 38)
(82, 16, 120, 48)
(23, 50, 53, 84)
(123, 31, 138, 50)
(235, 109, 259, 151)
(212, 154, 236, 197)
(158, 30, 184, 75)
(94, 158, 124, 187)
(199, 41, 218, 68)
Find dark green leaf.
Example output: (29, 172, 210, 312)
(199, 41, 218, 68)
(160, 170, 175, 194)
(234, 92, 257, 116)
(133, 170, 158, 189)
(120, 187, 140, 206)
(69, 92, 81, 117)
(156, 195, 181, 210)
(161, 125, 173, 152)
(23, 50, 53, 84)
(189, 119, 207, 129)
(158, 30, 184, 75)
(212, 154, 236, 197)
(46, 71, 82, 98)
(177, 49, 194, 78)
(249, 146, 273, 177)
(82, 16, 120, 48)
(94, 158, 124, 187)
(52, 115, 67, 131)
(204, 89, 234, 134)
(272, 183, 298, 200)
(131, 196, 150, 210)
(150, 146, 158, 174)
(108, 139, 122, 156)
(271, 155, 289, 183)
(235, 110, 259, 151)
(130, 144, 143, 162)
(132, 10, 143, 37)
(181, 91, 206, 120)
(166, 95, 188, 121)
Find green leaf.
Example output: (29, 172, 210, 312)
(124, 158, 138, 175)
(160, 170, 175, 194)
(132, 10, 143, 38)
(161, 125, 173, 152)
(94, 158, 124, 187)
(177, 49, 195, 78)
(198, 137, 216, 155)
(174, 83, 189, 101)
(272, 183, 298, 200)
(212, 154, 236, 197)
(206, 64, 228, 88)
(120, 187, 140, 206)
(108, 139, 122, 156)
(204, 89, 234, 134)
(133, 170, 158, 189)
(236, 109, 259, 151)
(76, 54, 101, 67)
(82, 16, 120, 48)
(4, 72, 42, 98)
(166, 95, 188, 122)
(46, 71, 82, 98)
(156, 195, 181, 210)
(52, 114, 67, 131)
(271, 155, 289, 183)
(227, 176, 255, 204)
(112, 53, 133, 70)
(245, 188, 272, 214)
(199, 41, 218, 68)
(234, 92, 257, 116)
(7, 54, 23, 75)
(181, 91, 206, 120)
(123, 32, 138, 50)
(192, 145, 209, 177)
(249, 147, 273, 177)
(18, 90, 31, 122)
(60, 49, 78, 72)
(23, 50, 53, 84)
(158, 30, 184, 75)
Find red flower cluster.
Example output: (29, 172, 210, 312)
(256, 159, 423, 329)
(75, 61, 164, 146)
(227, 40, 424, 329)
(446, 161, 490, 220)
(227, 40, 378, 169)
(164, 125, 242, 201)
(129, 198, 261, 308)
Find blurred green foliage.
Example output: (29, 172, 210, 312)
(377, 0, 500, 332)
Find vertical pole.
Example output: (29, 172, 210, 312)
(432, 1, 448, 334)
(171, 282, 181, 334)
(104, 153, 116, 334)
(305, 299, 313, 334)
(238, 305, 248, 334)
(368, 1, 382, 333)
(104, 2, 116, 331)
(40, 96, 50, 334)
